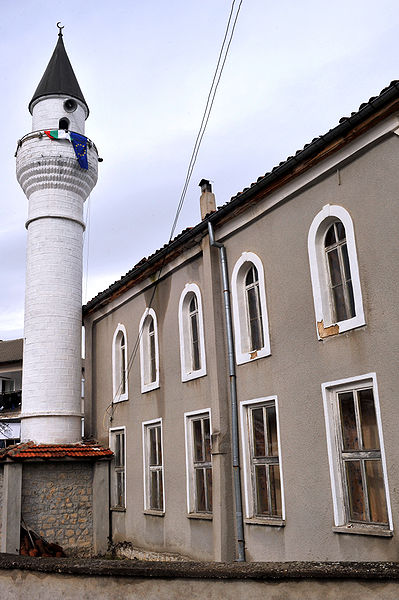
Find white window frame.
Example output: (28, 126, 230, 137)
(184, 408, 212, 516)
(322, 373, 393, 533)
(178, 283, 207, 382)
(240, 396, 285, 523)
(139, 307, 160, 393)
(109, 426, 126, 509)
(231, 252, 271, 365)
(112, 323, 128, 402)
(142, 418, 165, 514)
(308, 205, 365, 339)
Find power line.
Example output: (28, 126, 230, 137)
(105, 0, 244, 423)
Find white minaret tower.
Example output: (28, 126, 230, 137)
(16, 25, 98, 443)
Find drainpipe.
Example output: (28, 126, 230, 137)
(208, 218, 246, 562)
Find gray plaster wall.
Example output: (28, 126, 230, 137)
(84, 126, 399, 562)
(89, 245, 234, 562)
(225, 134, 399, 562)
(21, 462, 93, 552)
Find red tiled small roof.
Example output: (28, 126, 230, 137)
(0, 440, 113, 461)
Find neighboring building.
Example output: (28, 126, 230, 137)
(83, 80, 399, 562)
(0, 339, 22, 448)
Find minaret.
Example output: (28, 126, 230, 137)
(16, 25, 98, 443)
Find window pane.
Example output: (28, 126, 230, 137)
(324, 224, 336, 247)
(191, 314, 201, 371)
(245, 265, 256, 285)
(359, 388, 379, 450)
(116, 472, 124, 507)
(149, 427, 158, 465)
(120, 342, 126, 395)
(336, 221, 346, 241)
(118, 433, 125, 468)
(269, 464, 282, 517)
(148, 318, 154, 333)
(255, 465, 269, 515)
(327, 249, 342, 287)
(204, 418, 211, 462)
(339, 392, 359, 450)
(150, 470, 159, 509)
(158, 470, 164, 511)
(193, 419, 204, 462)
(149, 328, 156, 383)
(341, 243, 351, 281)
(345, 460, 366, 521)
(346, 279, 355, 319)
(115, 434, 121, 466)
(365, 460, 388, 524)
(252, 408, 265, 457)
(206, 467, 213, 512)
(189, 295, 197, 313)
(332, 285, 347, 321)
(196, 468, 206, 512)
(247, 286, 264, 351)
(266, 406, 278, 457)
(157, 429, 163, 466)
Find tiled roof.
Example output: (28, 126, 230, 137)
(83, 80, 399, 314)
(0, 338, 23, 364)
(0, 440, 113, 461)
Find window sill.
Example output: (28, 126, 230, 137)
(236, 348, 271, 366)
(143, 509, 165, 517)
(113, 396, 128, 404)
(333, 524, 393, 537)
(141, 382, 160, 394)
(181, 370, 207, 383)
(245, 517, 285, 527)
(187, 513, 213, 521)
(110, 506, 126, 512)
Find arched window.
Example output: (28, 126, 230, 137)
(244, 265, 264, 352)
(178, 284, 207, 381)
(59, 117, 69, 130)
(139, 308, 160, 393)
(324, 222, 355, 323)
(308, 205, 365, 339)
(112, 324, 128, 402)
(231, 252, 271, 365)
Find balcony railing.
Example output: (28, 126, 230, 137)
(0, 390, 22, 412)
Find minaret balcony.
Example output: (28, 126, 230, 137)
(16, 130, 98, 201)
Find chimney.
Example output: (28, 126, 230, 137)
(199, 179, 216, 220)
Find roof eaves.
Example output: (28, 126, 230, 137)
(83, 81, 399, 314)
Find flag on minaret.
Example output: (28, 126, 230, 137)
(44, 129, 89, 170)
(44, 129, 70, 140)
(69, 131, 88, 170)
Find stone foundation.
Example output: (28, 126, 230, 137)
(21, 462, 93, 553)
(0, 456, 110, 556)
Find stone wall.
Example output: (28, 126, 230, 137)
(0, 557, 399, 600)
(21, 462, 93, 553)
(0, 465, 3, 546)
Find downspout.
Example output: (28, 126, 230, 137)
(208, 220, 246, 562)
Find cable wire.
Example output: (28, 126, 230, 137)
(104, 0, 244, 425)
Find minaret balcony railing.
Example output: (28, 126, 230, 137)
(15, 129, 99, 157)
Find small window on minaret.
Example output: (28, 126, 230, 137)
(59, 117, 69, 130)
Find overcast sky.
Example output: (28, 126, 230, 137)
(0, 0, 398, 339)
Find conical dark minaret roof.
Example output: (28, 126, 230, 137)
(29, 29, 88, 115)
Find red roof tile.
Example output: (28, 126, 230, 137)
(0, 440, 113, 461)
